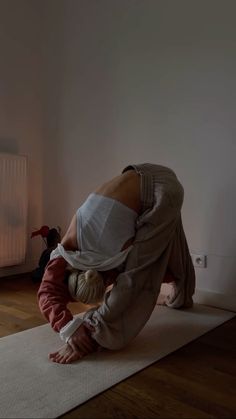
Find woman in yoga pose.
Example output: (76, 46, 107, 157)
(38, 163, 195, 364)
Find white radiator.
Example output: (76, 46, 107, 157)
(0, 153, 28, 267)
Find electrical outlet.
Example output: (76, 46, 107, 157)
(191, 254, 207, 268)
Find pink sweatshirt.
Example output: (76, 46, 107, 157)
(37, 257, 74, 332)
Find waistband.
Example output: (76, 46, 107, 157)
(122, 163, 178, 212)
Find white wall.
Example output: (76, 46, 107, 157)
(0, 0, 44, 275)
(42, 0, 236, 310)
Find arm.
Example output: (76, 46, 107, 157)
(39, 220, 100, 361)
(38, 215, 80, 333)
(38, 256, 99, 356)
(83, 264, 161, 351)
(37, 257, 74, 332)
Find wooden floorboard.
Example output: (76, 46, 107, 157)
(0, 273, 235, 418)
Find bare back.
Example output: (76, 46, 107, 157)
(61, 169, 141, 251)
(94, 169, 141, 214)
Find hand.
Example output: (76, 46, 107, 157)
(49, 343, 84, 364)
(68, 322, 98, 355)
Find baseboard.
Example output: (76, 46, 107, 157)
(0, 259, 37, 278)
(193, 288, 236, 313)
(0, 271, 32, 281)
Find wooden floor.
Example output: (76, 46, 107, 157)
(0, 273, 235, 419)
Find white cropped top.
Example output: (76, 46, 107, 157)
(50, 193, 137, 271)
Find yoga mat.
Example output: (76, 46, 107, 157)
(0, 304, 234, 419)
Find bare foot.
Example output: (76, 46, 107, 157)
(49, 343, 84, 364)
(156, 293, 167, 306)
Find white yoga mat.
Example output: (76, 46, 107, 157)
(0, 304, 234, 419)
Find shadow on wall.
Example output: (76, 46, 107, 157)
(0, 138, 19, 155)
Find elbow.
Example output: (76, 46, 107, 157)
(107, 342, 128, 351)
(93, 331, 132, 351)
